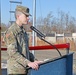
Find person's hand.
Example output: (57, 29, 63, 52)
(34, 60, 43, 64)
(27, 61, 43, 70)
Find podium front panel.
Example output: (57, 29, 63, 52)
(27, 53, 73, 75)
(28, 58, 66, 75)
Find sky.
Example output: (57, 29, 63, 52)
(1, 0, 76, 25)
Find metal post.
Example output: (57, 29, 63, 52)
(32, 0, 36, 55)
(0, 0, 1, 74)
(10, 0, 11, 25)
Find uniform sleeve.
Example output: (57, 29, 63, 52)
(5, 31, 30, 67)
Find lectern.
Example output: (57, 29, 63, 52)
(27, 53, 73, 75)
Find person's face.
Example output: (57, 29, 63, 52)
(18, 13, 30, 25)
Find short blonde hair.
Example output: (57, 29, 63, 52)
(15, 11, 23, 19)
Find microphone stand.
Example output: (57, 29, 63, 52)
(37, 34, 62, 57)
(26, 31, 62, 70)
(30, 26, 62, 56)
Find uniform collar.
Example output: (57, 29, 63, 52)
(14, 22, 24, 33)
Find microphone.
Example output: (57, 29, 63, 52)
(30, 26, 45, 38)
(30, 26, 62, 56)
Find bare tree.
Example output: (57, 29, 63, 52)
(68, 17, 76, 33)
(37, 12, 53, 34)
(1, 23, 7, 32)
(36, 10, 76, 34)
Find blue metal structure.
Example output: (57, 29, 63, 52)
(27, 53, 73, 75)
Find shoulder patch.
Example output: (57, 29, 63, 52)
(5, 31, 16, 45)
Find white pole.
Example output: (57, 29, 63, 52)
(0, 1, 1, 74)
(32, 0, 36, 55)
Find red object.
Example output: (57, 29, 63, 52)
(1, 43, 70, 51)
(29, 43, 70, 50)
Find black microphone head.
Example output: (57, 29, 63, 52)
(30, 26, 46, 38)
(30, 26, 34, 30)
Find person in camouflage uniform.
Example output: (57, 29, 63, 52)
(5, 5, 42, 75)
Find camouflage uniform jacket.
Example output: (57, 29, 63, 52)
(5, 22, 31, 74)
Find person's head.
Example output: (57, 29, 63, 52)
(15, 5, 31, 25)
